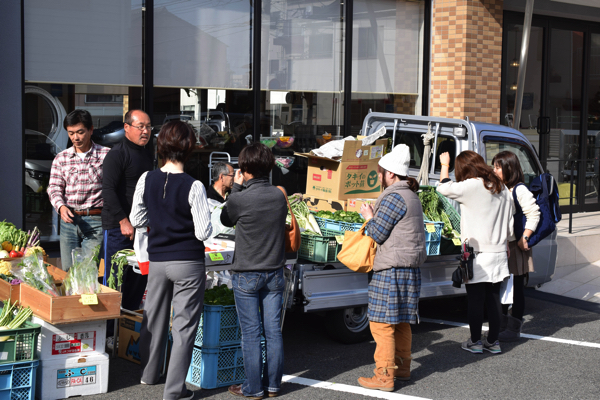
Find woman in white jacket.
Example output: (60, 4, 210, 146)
(492, 151, 540, 342)
(437, 150, 513, 355)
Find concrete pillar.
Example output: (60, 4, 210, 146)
(0, 1, 24, 228)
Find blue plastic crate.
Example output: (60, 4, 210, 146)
(185, 342, 266, 390)
(313, 215, 363, 236)
(298, 233, 340, 263)
(424, 219, 444, 256)
(195, 305, 241, 348)
(0, 360, 38, 400)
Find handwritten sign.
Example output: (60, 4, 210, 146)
(80, 294, 98, 305)
(208, 253, 224, 262)
(426, 224, 436, 233)
(452, 238, 462, 246)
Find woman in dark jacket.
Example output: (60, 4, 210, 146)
(220, 143, 288, 400)
(130, 121, 212, 400)
(357, 144, 427, 393)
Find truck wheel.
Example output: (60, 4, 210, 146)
(325, 307, 371, 344)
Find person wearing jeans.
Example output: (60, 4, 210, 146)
(47, 109, 109, 271)
(221, 143, 287, 399)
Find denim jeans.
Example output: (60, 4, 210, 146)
(59, 214, 103, 271)
(232, 268, 285, 397)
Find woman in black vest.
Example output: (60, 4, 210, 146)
(130, 120, 212, 400)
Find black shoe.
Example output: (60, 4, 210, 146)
(178, 390, 194, 400)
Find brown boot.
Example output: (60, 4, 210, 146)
(357, 364, 397, 392)
(394, 356, 412, 381)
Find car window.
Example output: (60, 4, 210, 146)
(484, 137, 541, 186)
(387, 129, 455, 172)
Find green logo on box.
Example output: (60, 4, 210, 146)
(367, 171, 378, 187)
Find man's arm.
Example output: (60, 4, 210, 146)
(47, 156, 74, 223)
(102, 150, 133, 239)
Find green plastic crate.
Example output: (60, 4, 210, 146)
(0, 321, 41, 365)
(298, 234, 340, 263)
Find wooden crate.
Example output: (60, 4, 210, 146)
(0, 258, 55, 304)
(19, 265, 121, 325)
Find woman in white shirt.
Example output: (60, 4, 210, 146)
(492, 151, 540, 342)
(437, 150, 513, 355)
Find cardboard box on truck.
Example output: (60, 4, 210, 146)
(299, 139, 386, 201)
(303, 196, 348, 212)
(346, 198, 376, 213)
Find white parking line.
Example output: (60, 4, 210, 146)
(282, 374, 430, 400)
(421, 317, 600, 348)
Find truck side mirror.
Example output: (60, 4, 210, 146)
(537, 116, 550, 135)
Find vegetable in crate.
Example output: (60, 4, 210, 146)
(315, 210, 365, 224)
(63, 247, 101, 295)
(0, 301, 33, 342)
(286, 194, 322, 235)
(11, 253, 60, 297)
(418, 187, 459, 239)
(204, 284, 235, 306)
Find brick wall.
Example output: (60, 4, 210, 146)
(430, 0, 503, 123)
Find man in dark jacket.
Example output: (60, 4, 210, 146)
(101, 109, 153, 342)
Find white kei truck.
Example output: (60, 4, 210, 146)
(283, 112, 558, 343)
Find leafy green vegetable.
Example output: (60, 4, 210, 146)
(418, 187, 459, 239)
(108, 250, 135, 290)
(204, 284, 235, 306)
(287, 195, 322, 235)
(315, 210, 365, 224)
(12, 254, 60, 296)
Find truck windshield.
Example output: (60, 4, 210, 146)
(390, 129, 456, 172)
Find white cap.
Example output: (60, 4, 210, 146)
(378, 144, 410, 176)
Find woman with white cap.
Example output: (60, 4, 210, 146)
(357, 144, 427, 393)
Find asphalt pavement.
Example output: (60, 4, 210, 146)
(80, 289, 600, 400)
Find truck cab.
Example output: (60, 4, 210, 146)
(292, 112, 558, 343)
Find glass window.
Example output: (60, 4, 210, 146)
(483, 137, 541, 186)
(350, 0, 425, 135)
(24, 0, 142, 86)
(24, 83, 141, 242)
(154, 0, 252, 89)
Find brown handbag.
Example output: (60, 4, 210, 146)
(277, 186, 301, 253)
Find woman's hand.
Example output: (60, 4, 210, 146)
(360, 203, 374, 220)
(518, 229, 533, 251)
(234, 169, 244, 185)
(439, 152, 451, 181)
(439, 152, 451, 166)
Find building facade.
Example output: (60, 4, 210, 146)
(1, 0, 599, 243)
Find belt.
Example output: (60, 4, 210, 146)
(73, 208, 102, 216)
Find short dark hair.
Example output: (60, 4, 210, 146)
(64, 109, 93, 130)
(212, 162, 232, 182)
(492, 151, 525, 189)
(124, 109, 149, 125)
(238, 143, 275, 179)
(157, 121, 196, 163)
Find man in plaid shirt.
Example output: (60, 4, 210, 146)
(48, 110, 109, 271)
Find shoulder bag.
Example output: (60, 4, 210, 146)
(337, 221, 376, 273)
(277, 186, 301, 253)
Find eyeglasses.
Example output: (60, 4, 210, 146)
(127, 124, 153, 132)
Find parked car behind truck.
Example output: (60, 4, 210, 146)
(287, 112, 558, 343)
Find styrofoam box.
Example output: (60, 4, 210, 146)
(36, 352, 109, 399)
(32, 316, 107, 360)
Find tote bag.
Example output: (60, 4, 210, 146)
(277, 186, 301, 253)
(337, 221, 376, 273)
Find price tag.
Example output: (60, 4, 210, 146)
(335, 235, 345, 245)
(452, 238, 462, 246)
(80, 294, 98, 305)
(209, 253, 224, 262)
(426, 224, 436, 233)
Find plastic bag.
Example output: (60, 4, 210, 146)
(209, 203, 235, 238)
(134, 228, 150, 275)
(11, 254, 60, 297)
(500, 274, 514, 304)
(62, 247, 101, 296)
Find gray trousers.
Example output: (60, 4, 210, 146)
(140, 260, 205, 400)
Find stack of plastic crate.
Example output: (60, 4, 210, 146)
(0, 320, 41, 400)
(185, 305, 265, 390)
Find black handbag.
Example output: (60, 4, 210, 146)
(451, 240, 475, 288)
